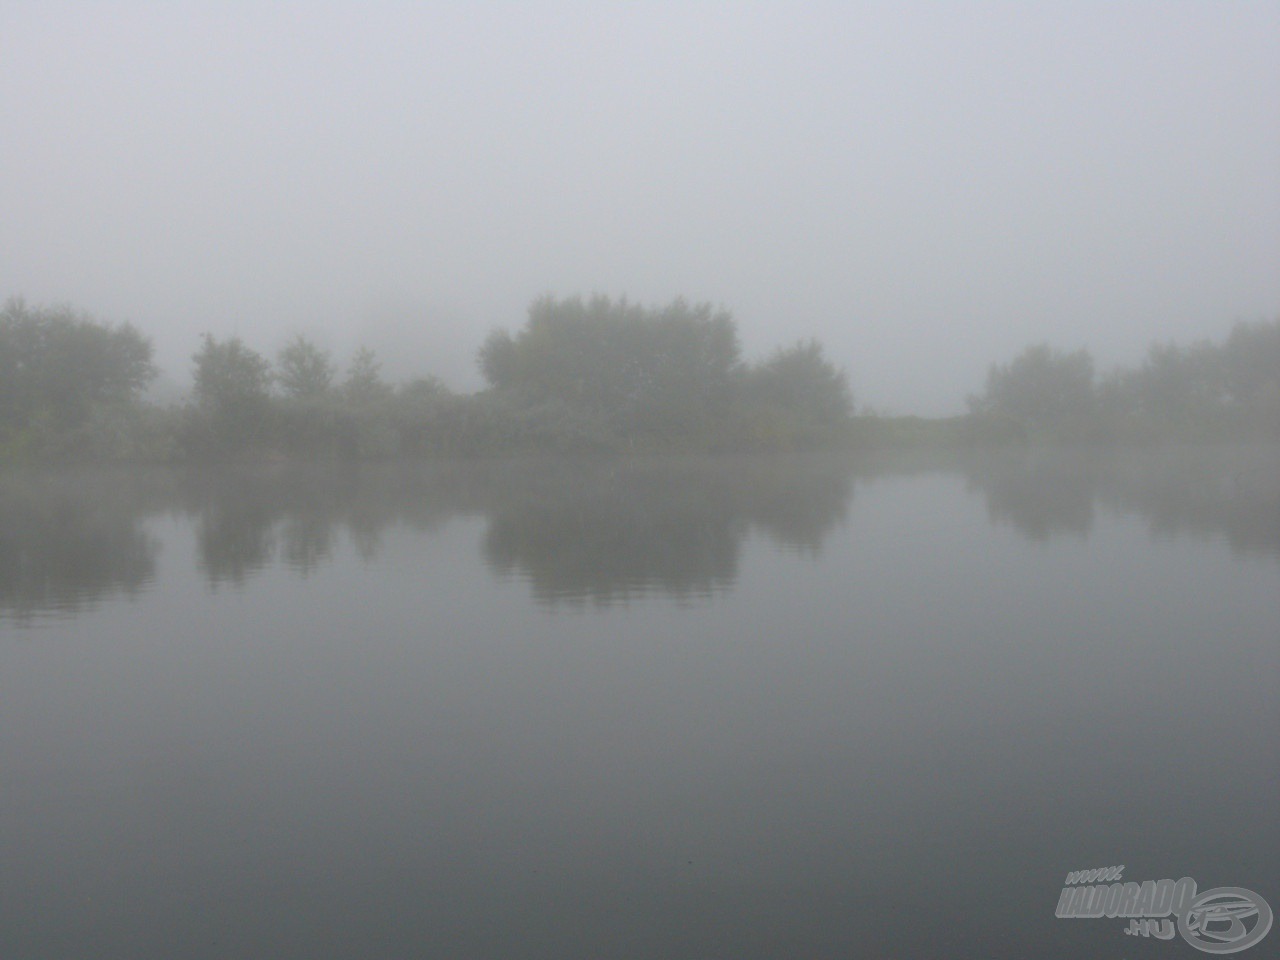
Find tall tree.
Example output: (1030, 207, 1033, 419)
(276, 334, 335, 400)
(1220, 318, 1280, 413)
(193, 334, 273, 411)
(969, 344, 1096, 436)
(343, 346, 391, 404)
(0, 297, 154, 433)
(746, 339, 852, 428)
(478, 295, 741, 437)
(191, 334, 274, 453)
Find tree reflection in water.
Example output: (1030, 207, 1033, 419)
(479, 456, 853, 605)
(962, 444, 1280, 558)
(2, 446, 1275, 620)
(0, 470, 160, 622)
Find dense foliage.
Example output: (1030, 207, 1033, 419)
(0, 298, 156, 459)
(478, 296, 851, 449)
(2, 290, 1273, 462)
(479, 295, 744, 443)
(968, 320, 1280, 442)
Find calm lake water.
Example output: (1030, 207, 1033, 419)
(2, 447, 1277, 959)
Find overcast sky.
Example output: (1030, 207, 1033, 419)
(3, 1, 1277, 413)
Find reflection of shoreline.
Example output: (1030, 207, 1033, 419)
(3, 445, 1276, 619)
(0, 455, 857, 615)
(174, 456, 856, 601)
(479, 457, 853, 605)
(961, 444, 1280, 558)
(0, 469, 166, 622)
(481, 462, 743, 605)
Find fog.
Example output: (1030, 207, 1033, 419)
(2, 2, 1277, 413)
(4, 449, 1277, 957)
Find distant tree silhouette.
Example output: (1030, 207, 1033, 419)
(276, 335, 335, 400)
(193, 334, 273, 411)
(343, 346, 392, 405)
(479, 294, 741, 441)
(189, 334, 274, 454)
(0, 297, 154, 439)
(742, 339, 852, 442)
(968, 344, 1096, 440)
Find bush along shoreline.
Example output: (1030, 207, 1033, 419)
(1, 294, 1275, 464)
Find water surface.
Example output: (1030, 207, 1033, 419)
(2, 447, 1276, 958)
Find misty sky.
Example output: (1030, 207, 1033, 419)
(3, 2, 1277, 413)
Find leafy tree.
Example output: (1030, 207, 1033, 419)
(192, 334, 273, 413)
(1128, 340, 1222, 424)
(479, 294, 741, 439)
(276, 334, 335, 400)
(1220, 318, 1280, 414)
(0, 297, 154, 435)
(968, 344, 1096, 438)
(343, 346, 391, 404)
(189, 334, 274, 454)
(1103, 319, 1280, 437)
(745, 339, 852, 430)
(477, 329, 518, 388)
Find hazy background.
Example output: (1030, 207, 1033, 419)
(2, 1, 1277, 414)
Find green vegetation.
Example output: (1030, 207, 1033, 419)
(187, 334, 275, 456)
(0, 294, 855, 462)
(967, 345, 1097, 441)
(0, 297, 162, 460)
(276, 334, 336, 400)
(2, 291, 1275, 463)
(968, 320, 1280, 443)
(478, 295, 742, 445)
(478, 296, 851, 451)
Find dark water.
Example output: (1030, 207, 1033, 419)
(2, 447, 1277, 959)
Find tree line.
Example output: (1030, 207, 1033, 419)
(3, 293, 1274, 462)
(0, 294, 853, 462)
(967, 319, 1280, 443)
